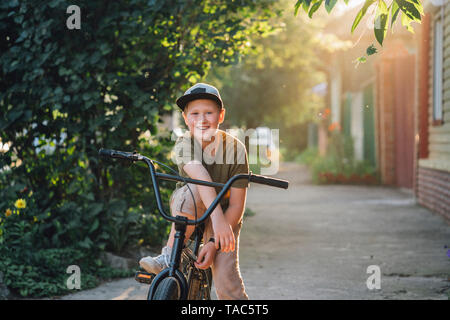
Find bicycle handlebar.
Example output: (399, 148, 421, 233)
(98, 148, 289, 225)
(98, 148, 141, 161)
(248, 173, 289, 189)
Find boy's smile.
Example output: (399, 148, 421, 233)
(182, 99, 225, 149)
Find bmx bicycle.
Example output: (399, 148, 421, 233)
(98, 148, 289, 300)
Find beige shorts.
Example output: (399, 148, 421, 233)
(170, 184, 248, 300)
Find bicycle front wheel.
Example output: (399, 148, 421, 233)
(152, 277, 180, 300)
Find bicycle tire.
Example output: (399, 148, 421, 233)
(204, 268, 212, 299)
(152, 277, 180, 300)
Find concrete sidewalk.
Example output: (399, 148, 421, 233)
(239, 162, 450, 299)
(60, 162, 449, 300)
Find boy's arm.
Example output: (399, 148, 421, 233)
(183, 161, 236, 253)
(194, 186, 247, 270)
(223, 187, 247, 229)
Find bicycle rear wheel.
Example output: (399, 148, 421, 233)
(186, 267, 213, 300)
(152, 277, 180, 300)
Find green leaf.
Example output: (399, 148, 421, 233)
(99, 43, 112, 55)
(15, 30, 28, 42)
(401, 11, 414, 33)
(78, 236, 93, 249)
(88, 203, 104, 216)
(325, 0, 337, 13)
(390, 0, 400, 29)
(374, 0, 388, 45)
(48, 0, 60, 8)
(353, 56, 367, 69)
(66, 180, 80, 194)
(84, 192, 95, 201)
(90, 52, 101, 64)
(294, 0, 304, 16)
(13, 14, 23, 24)
(352, 0, 376, 34)
(395, 0, 422, 23)
(407, 0, 424, 16)
(53, 220, 62, 233)
(366, 44, 377, 55)
(302, 0, 312, 13)
(7, 109, 23, 123)
(308, 0, 323, 18)
(88, 219, 99, 234)
(82, 92, 91, 101)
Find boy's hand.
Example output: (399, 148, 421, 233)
(211, 213, 235, 253)
(194, 242, 216, 270)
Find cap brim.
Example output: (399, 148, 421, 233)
(176, 93, 223, 111)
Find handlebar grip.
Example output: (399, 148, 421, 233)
(98, 148, 138, 161)
(99, 148, 114, 157)
(249, 174, 289, 189)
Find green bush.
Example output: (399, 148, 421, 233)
(0, 0, 278, 297)
(0, 247, 133, 298)
(296, 146, 318, 166)
(305, 132, 378, 184)
(0, 186, 134, 297)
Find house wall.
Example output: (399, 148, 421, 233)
(417, 1, 450, 220)
(395, 54, 416, 188)
(423, 2, 450, 167)
(374, 34, 417, 189)
(375, 58, 396, 185)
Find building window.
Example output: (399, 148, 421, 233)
(433, 7, 444, 125)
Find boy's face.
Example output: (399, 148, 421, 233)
(182, 99, 225, 144)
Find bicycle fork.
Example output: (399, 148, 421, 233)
(147, 215, 190, 300)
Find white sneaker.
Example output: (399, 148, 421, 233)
(139, 246, 172, 274)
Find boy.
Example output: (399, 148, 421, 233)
(139, 83, 249, 300)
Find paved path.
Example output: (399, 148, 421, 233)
(61, 162, 450, 300)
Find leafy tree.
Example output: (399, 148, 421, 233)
(0, 0, 277, 297)
(206, 0, 328, 157)
(294, 0, 424, 55)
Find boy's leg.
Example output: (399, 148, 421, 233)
(205, 220, 249, 300)
(166, 183, 207, 248)
(139, 184, 206, 274)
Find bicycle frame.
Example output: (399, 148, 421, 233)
(181, 242, 212, 300)
(98, 148, 288, 300)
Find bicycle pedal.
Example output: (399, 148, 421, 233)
(135, 271, 155, 284)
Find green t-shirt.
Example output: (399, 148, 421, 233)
(173, 129, 249, 211)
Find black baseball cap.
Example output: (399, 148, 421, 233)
(176, 83, 223, 111)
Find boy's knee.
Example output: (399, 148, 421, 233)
(171, 209, 194, 219)
(170, 184, 206, 218)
